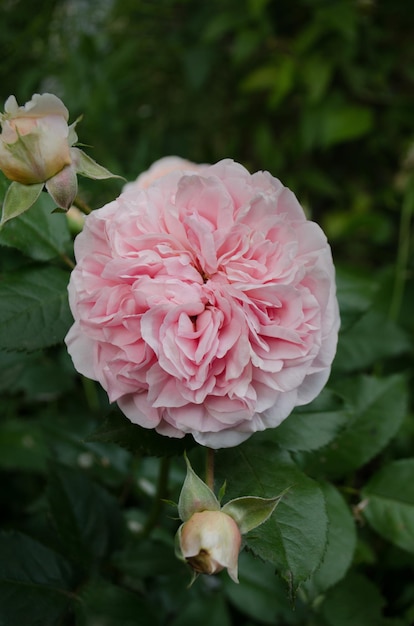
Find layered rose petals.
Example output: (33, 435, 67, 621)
(66, 159, 340, 448)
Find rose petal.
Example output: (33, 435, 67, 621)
(66, 159, 340, 448)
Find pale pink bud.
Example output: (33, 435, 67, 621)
(0, 94, 72, 185)
(179, 510, 242, 583)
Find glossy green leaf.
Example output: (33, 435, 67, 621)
(304, 482, 356, 596)
(0, 344, 74, 403)
(321, 573, 385, 626)
(88, 408, 196, 457)
(0, 266, 71, 351)
(336, 267, 378, 313)
(170, 594, 231, 626)
(0, 193, 71, 260)
(305, 374, 408, 479)
(362, 459, 414, 554)
(47, 464, 123, 566)
(334, 309, 410, 373)
(0, 531, 74, 626)
(267, 389, 348, 452)
(0, 348, 34, 393)
(76, 579, 160, 626)
(223, 551, 307, 625)
(216, 444, 328, 593)
(334, 267, 379, 332)
(113, 537, 185, 579)
(0, 181, 43, 226)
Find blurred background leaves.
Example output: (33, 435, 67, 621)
(1, 0, 414, 273)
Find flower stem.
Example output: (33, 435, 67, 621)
(60, 252, 75, 269)
(73, 195, 92, 215)
(206, 448, 215, 491)
(141, 457, 171, 538)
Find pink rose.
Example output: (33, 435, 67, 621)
(122, 155, 207, 193)
(0, 94, 72, 184)
(66, 159, 340, 448)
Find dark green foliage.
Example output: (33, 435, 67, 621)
(0, 265, 72, 351)
(0, 531, 75, 626)
(89, 409, 196, 457)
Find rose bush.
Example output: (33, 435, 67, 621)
(0, 93, 72, 185)
(66, 158, 339, 448)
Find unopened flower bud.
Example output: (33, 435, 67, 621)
(0, 94, 72, 185)
(178, 510, 242, 583)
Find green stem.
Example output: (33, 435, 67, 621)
(206, 448, 215, 491)
(73, 195, 92, 215)
(141, 457, 171, 538)
(389, 182, 414, 321)
(60, 252, 75, 269)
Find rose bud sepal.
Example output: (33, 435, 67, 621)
(221, 491, 289, 534)
(0, 181, 43, 226)
(177, 453, 220, 522)
(71, 147, 124, 181)
(45, 163, 78, 210)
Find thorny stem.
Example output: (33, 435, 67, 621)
(389, 181, 414, 321)
(141, 456, 171, 538)
(206, 447, 215, 491)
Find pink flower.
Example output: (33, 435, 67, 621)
(123, 156, 207, 193)
(66, 159, 339, 448)
(0, 93, 120, 219)
(0, 94, 72, 184)
(178, 510, 242, 583)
